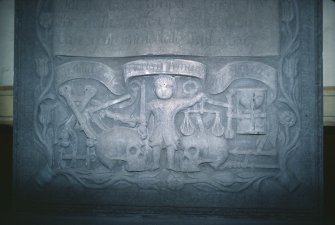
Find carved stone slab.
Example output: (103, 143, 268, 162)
(52, 0, 280, 57)
(13, 0, 323, 224)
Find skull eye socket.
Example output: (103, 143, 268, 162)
(188, 147, 198, 155)
(129, 146, 138, 155)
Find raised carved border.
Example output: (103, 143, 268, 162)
(13, 0, 323, 220)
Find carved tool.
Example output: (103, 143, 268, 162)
(89, 94, 131, 113)
(66, 85, 97, 128)
(61, 85, 97, 130)
(59, 85, 96, 139)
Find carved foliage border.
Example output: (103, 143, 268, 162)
(32, 0, 302, 192)
(276, 0, 301, 191)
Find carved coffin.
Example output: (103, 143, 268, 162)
(14, 0, 323, 223)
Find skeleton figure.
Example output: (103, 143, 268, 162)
(138, 75, 205, 170)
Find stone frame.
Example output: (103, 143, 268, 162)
(13, 0, 323, 223)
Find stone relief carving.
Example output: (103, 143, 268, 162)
(33, 0, 301, 193)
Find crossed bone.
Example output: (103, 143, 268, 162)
(59, 84, 131, 139)
(59, 85, 98, 139)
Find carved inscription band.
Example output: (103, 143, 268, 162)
(123, 59, 206, 82)
(52, 0, 279, 57)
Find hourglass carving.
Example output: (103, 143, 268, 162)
(235, 89, 267, 134)
(42, 59, 278, 190)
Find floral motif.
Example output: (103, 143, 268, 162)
(279, 110, 296, 127)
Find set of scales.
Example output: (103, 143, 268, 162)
(180, 100, 225, 137)
(123, 59, 232, 139)
(55, 59, 267, 173)
(52, 59, 275, 191)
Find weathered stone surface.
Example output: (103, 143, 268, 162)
(13, 0, 323, 223)
(52, 0, 280, 57)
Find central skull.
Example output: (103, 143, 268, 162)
(179, 135, 208, 172)
(126, 144, 147, 172)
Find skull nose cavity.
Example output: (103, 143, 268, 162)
(129, 146, 138, 155)
(188, 147, 198, 155)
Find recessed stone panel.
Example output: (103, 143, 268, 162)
(13, 0, 323, 224)
(52, 0, 279, 57)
